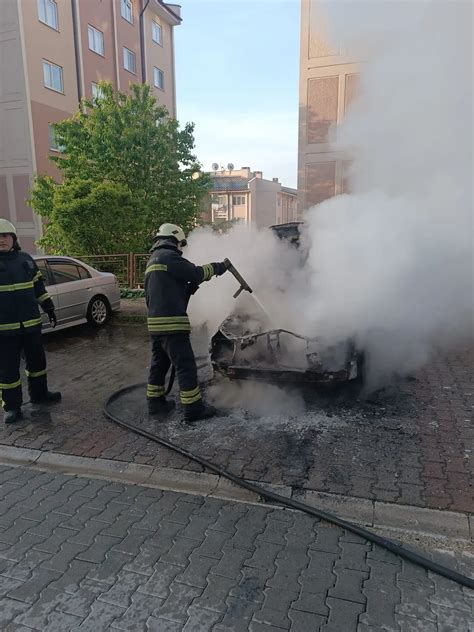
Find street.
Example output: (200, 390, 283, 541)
(0, 464, 472, 631)
(0, 318, 472, 630)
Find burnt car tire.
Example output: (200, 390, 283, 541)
(87, 295, 111, 327)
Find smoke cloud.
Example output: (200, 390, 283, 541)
(186, 0, 473, 388)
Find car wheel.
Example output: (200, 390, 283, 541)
(87, 296, 111, 327)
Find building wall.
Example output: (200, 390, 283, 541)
(21, 0, 79, 112)
(1, 0, 180, 252)
(143, 8, 176, 115)
(204, 168, 297, 228)
(231, 195, 249, 222)
(115, 0, 142, 91)
(30, 100, 72, 178)
(278, 192, 298, 224)
(0, 0, 38, 252)
(298, 0, 360, 214)
(77, 0, 118, 99)
(249, 178, 280, 229)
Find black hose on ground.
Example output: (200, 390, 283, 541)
(103, 382, 474, 590)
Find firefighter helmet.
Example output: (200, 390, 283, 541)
(154, 223, 187, 246)
(0, 219, 17, 236)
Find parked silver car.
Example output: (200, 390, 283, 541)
(33, 256, 120, 332)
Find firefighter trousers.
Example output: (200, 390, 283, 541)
(0, 331, 48, 411)
(148, 334, 202, 411)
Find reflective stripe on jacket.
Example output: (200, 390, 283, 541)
(145, 242, 218, 334)
(0, 250, 54, 335)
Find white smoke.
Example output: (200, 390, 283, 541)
(186, 0, 473, 387)
(186, 223, 309, 335)
(301, 0, 473, 384)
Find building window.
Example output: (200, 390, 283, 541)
(121, 0, 133, 23)
(88, 25, 104, 56)
(123, 47, 136, 74)
(152, 20, 162, 44)
(48, 124, 64, 152)
(43, 60, 63, 93)
(38, 0, 58, 30)
(91, 82, 104, 100)
(153, 67, 164, 90)
(232, 196, 245, 205)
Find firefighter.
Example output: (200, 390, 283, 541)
(0, 219, 61, 424)
(145, 223, 229, 423)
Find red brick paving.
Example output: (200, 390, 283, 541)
(0, 322, 472, 513)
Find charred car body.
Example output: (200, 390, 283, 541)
(210, 223, 363, 386)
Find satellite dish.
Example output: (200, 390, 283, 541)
(227, 163, 234, 172)
(212, 163, 219, 171)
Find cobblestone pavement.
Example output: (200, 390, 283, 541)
(0, 323, 472, 513)
(0, 464, 472, 632)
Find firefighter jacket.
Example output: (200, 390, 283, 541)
(0, 249, 55, 335)
(145, 242, 222, 335)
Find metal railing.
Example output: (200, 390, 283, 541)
(75, 253, 149, 288)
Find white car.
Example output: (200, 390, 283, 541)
(33, 255, 121, 332)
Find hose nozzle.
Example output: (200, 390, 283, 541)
(223, 258, 253, 299)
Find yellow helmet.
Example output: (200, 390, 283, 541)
(0, 219, 17, 236)
(154, 223, 187, 246)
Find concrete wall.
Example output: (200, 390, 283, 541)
(298, 0, 360, 215)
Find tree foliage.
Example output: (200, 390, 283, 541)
(29, 82, 211, 254)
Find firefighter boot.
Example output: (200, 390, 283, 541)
(4, 409, 22, 424)
(31, 391, 62, 405)
(148, 397, 176, 416)
(184, 401, 217, 424)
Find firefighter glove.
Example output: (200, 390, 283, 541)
(212, 262, 228, 276)
(48, 311, 57, 328)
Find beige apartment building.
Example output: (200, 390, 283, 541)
(298, 0, 360, 214)
(0, 0, 181, 251)
(201, 167, 297, 230)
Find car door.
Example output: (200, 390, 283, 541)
(35, 258, 58, 330)
(47, 259, 93, 325)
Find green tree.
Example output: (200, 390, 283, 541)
(29, 82, 211, 254)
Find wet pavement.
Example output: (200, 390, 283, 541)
(0, 321, 472, 514)
(0, 464, 472, 632)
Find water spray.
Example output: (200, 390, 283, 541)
(223, 258, 271, 319)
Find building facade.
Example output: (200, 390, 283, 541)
(0, 0, 181, 251)
(201, 167, 297, 230)
(298, 0, 360, 215)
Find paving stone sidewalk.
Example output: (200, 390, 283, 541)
(0, 464, 472, 632)
(0, 324, 472, 513)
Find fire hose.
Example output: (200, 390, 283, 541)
(103, 382, 473, 590)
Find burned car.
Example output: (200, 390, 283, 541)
(210, 223, 363, 386)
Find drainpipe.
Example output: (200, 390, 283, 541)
(139, 0, 151, 83)
(71, 0, 82, 102)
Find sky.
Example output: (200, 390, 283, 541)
(174, 0, 300, 188)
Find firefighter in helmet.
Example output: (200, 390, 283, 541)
(145, 223, 229, 422)
(0, 219, 61, 424)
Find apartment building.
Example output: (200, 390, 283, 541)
(201, 167, 298, 230)
(298, 0, 360, 215)
(0, 0, 181, 251)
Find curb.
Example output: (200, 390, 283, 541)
(0, 445, 471, 545)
